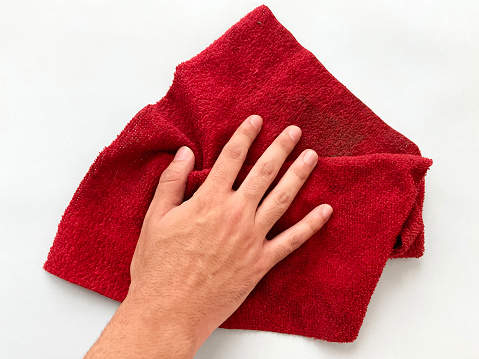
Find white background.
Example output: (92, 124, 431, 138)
(1, 0, 478, 358)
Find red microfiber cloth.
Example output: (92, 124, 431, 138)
(44, 5, 432, 342)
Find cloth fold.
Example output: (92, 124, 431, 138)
(44, 5, 432, 342)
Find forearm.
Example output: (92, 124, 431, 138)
(84, 293, 197, 359)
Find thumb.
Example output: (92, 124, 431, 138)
(151, 146, 195, 217)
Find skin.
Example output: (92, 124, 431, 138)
(84, 115, 332, 358)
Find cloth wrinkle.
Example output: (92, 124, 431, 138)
(44, 5, 432, 343)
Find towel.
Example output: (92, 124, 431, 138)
(44, 5, 432, 342)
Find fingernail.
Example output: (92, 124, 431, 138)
(249, 115, 262, 129)
(303, 150, 318, 166)
(322, 205, 333, 220)
(174, 146, 191, 161)
(288, 126, 301, 142)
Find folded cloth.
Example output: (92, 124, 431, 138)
(44, 5, 432, 342)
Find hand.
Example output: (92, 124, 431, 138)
(84, 115, 332, 359)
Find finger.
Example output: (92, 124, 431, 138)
(150, 146, 195, 217)
(236, 125, 301, 206)
(204, 115, 262, 192)
(261, 204, 333, 271)
(255, 149, 318, 237)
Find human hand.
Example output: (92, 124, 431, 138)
(84, 115, 332, 358)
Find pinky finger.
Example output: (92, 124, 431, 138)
(261, 204, 333, 271)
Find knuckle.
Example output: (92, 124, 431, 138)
(308, 222, 318, 236)
(289, 232, 304, 251)
(241, 124, 258, 142)
(241, 183, 256, 200)
(208, 162, 228, 185)
(226, 207, 244, 226)
(275, 190, 291, 207)
(193, 191, 216, 212)
(159, 167, 183, 184)
(258, 160, 275, 178)
(278, 136, 291, 154)
(259, 206, 280, 228)
(275, 243, 292, 263)
(225, 143, 246, 161)
(292, 164, 308, 181)
(304, 219, 317, 235)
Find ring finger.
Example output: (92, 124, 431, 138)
(254, 149, 319, 237)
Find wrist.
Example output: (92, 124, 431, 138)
(85, 291, 198, 359)
(125, 281, 217, 354)
(121, 293, 198, 358)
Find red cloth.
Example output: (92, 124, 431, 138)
(44, 5, 432, 342)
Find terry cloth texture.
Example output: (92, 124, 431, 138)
(44, 5, 432, 342)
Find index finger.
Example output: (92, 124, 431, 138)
(205, 115, 263, 192)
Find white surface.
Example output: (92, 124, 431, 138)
(1, 0, 478, 358)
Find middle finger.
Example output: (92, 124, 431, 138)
(236, 125, 301, 206)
